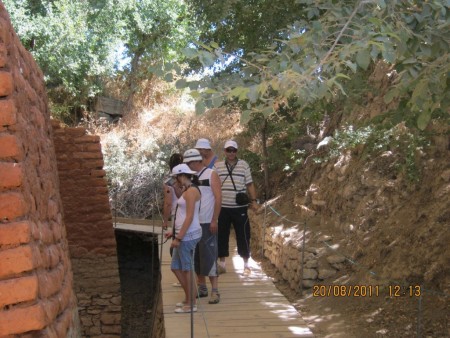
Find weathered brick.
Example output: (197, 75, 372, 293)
(0, 304, 47, 336)
(0, 221, 31, 245)
(0, 99, 16, 126)
(0, 192, 27, 221)
(0, 71, 13, 96)
(59, 274, 75, 312)
(54, 308, 77, 338)
(82, 159, 105, 169)
(37, 264, 65, 298)
(65, 127, 86, 138)
(0, 245, 35, 277)
(90, 169, 106, 178)
(0, 275, 38, 307)
(85, 143, 102, 152)
(0, 134, 22, 159)
(73, 135, 100, 143)
(0, 42, 7, 67)
(0, 162, 22, 188)
(73, 152, 103, 159)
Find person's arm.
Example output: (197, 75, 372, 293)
(209, 171, 222, 234)
(162, 184, 172, 229)
(246, 182, 258, 210)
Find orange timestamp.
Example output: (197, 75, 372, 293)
(313, 285, 422, 298)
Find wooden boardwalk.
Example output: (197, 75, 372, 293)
(161, 233, 314, 338)
(114, 221, 313, 337)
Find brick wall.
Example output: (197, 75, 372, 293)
(51, 122, 116, 257)
(0, 4, 81, 337)
(52, 122, 121, 337)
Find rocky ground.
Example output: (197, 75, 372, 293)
(251, 130, 449, 338)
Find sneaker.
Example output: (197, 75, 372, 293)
(243, 267, 251, 276)
(218, 265, 227, 274)
(174, 305, 197, 313)
(208, 292, 220, 304)
(197, 289, 208, 298)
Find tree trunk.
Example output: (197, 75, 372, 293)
(261, 118, 270, 200)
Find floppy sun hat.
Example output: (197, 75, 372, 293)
(171, 164, 197, 176)
(195, 138, 212, 149)
(224, 140, 238, 149)
(183, 149, 203, 163)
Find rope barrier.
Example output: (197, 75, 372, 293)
(263, 203, 449, 298)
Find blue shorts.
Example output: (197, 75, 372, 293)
(171, 236, 201, 271)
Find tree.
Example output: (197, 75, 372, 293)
(178, 0, 449, 130)
(3, 0, 197, 122)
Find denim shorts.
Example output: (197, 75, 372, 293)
(171, 236, 201, 271)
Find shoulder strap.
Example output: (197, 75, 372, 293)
(198, 167, 208, 179)
(226, 161, 238, 191)
(207, 155, 218, 169)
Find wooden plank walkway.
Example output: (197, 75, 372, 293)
(114, 221, 313, 337)
(161, 233, 314, 338)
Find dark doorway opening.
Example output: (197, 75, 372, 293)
(115, 229, 160, 337)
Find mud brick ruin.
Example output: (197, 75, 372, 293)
(0, 4, 128, 337)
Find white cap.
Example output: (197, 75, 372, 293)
(171, 164, 197, 176)
(195, 138, 212, 149)
(183, 149, 203, 163)
(224, 140, 238, 149)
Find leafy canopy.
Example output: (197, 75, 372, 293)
(176, 0, 449, 130)
(3, 0, 197, 120)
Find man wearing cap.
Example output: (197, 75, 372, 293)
(195, 138, 218, 169)
(215, 140, 257, 275)
(184, 148, 222, 304)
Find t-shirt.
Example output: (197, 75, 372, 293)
(215, 159, 253, 208)
(174, 192, 202, 240)
(197, 167, 215, 223)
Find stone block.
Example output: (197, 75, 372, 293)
(0, 99, 16, 126)
(0, 221, 31, 245)
(0, 162, 22, 188)
(0, 71, 13, 96)
(0, 275, 38, 307)
(0, 134, 22, 160)
(302, 268, 318, 280)
(0, 304, 47, 336)
(0, 245, 35, 278)
(37, 265, 65, 298)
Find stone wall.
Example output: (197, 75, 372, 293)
(0, 5, 81, 337)
(251, 221, 343, 292)
(51, 122, 121, 337)
(51, 122, 115, 257)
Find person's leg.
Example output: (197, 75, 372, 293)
(177, 238, 200, 308)
(195, 223, 212, 297)
(208, 275, 220, 303)
(231, 207, 251, 272)
(194, 236, 208, 297)
(218, 208, 232, 272)
(171, 247, 189, 302)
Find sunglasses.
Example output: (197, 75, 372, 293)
(225, 148, 237, 153)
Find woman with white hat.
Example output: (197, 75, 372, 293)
(165, 163, 202, 313)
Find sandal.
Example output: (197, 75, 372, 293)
(174, 305, 197, 313)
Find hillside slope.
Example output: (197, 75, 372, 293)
(251, 126, 449, 336)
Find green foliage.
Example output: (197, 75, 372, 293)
(3, 0, 197, 121)
(316, 123, 429, 183)
(172, 0, 449, 131)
